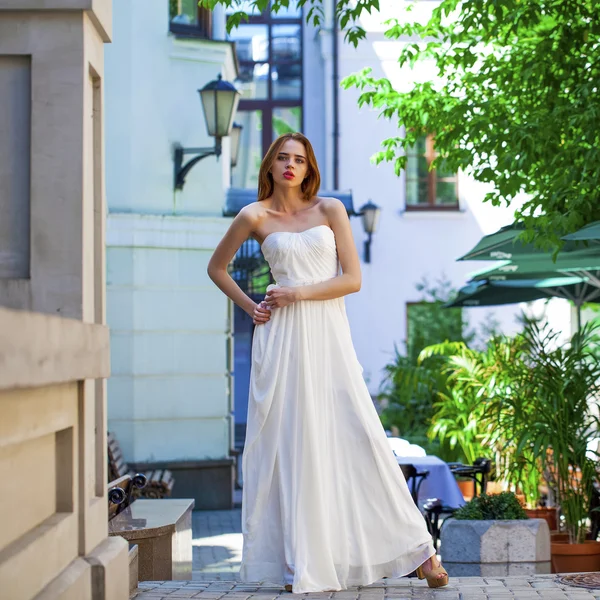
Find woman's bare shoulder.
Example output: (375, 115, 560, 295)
(315, 196, 347, 218)
(239, 200, 270, 222)
(237, 201, 274, 240)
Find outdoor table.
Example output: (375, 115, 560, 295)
(395, 455, 465, 509)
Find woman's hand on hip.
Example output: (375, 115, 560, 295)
(264, 286, 298, 309)
(252, 301, 271, 325)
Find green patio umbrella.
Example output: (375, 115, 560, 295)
(448, 276, 600, 329)
(562, 221, 600, 243)
(454, 223, 600, 328)
(468, 251, 600, 282)
(458, 223, 589, 261)
(458, 224, 533, 261)
(445, 279, 600, 329)
(444, 280, 563, 308)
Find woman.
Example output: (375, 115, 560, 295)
(207, 133, 448, 593)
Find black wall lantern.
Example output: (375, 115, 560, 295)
(358, 200, 381, 263)
(174, 74, 241, 190)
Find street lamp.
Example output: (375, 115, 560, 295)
(174, 74, 241, 190)
(358, 200, 381, 263)
(230, 122, 243, 168)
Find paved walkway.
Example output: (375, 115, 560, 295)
(191, 509, 243, 581)
(131, 509, 600, 599)
(133, 575, 600, 600)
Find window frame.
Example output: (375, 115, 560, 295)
(405, 134, 459, 211)
(233, 3, 304, 156)
(169, 2, 213, 39)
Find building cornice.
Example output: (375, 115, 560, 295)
(168, 36, 238, 80)
(106, 213, 233, 250)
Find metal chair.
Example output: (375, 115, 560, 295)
(399, 463, 429, 506)
(448, 457, 492, 497)
(423, 498, 457, 551)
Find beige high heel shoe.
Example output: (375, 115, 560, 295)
(415, 556, 449, 588)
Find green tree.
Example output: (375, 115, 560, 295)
(201, 0, 600, 250)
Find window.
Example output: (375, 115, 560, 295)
(406, 135, 458, 210)
(169, 0, 212, 39)
(229, 0, 303, 189)
(406, 301, 464, 363)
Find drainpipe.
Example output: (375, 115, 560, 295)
(212, 4, 226, 40)
(332, 0, 339, 190)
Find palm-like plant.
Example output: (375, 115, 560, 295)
(495, 321, 600, 543)
(421, 334, 541, 502)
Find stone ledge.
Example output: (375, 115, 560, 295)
(0, 1, 112, 42)
(0, 306, 109, 389)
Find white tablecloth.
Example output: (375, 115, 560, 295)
(395, 455, 466, 509)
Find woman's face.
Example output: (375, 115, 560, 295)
(270, 138, 309, 189)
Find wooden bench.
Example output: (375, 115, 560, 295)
(108, 473, 148, 519)
(108, 474, 147, 594)
(108, 498, 195, 581)
(108, 431, 174, 499)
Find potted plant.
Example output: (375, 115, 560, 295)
(421, 331, 532, 498)
(494, 321, 600, 573)
(498, 438, 558, 530)
(440, 492, 551, 575)
(422, 325, 561, 529)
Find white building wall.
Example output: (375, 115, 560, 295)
(106, 215, 232, 464)
(104, 0, 237, 505)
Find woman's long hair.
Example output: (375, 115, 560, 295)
(257, 133, 321, 202)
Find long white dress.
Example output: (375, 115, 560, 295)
(240, 225, 435, 593)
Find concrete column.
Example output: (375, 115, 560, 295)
(0, 1, 128, 598)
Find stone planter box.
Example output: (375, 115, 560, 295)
(441, 518, 551, 576)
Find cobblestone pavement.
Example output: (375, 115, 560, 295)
(132, 575, 600, 600)
(191, 509, 243, 582)
(131, 508, 600, 599)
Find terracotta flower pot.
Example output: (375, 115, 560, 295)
(525, 508, 558, 532)
(551, 540, 600, 573)
(457, 480, 474, 501)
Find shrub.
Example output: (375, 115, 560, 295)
(453, 492, 528, 521)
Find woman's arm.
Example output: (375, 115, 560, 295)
(207, 208, 271, 324)
(264, 198, 361, 308)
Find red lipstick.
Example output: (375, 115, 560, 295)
(284, 172, 295, 180)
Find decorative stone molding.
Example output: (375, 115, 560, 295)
(0, 306, 109, 390)
(107, 212, 232, 251)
